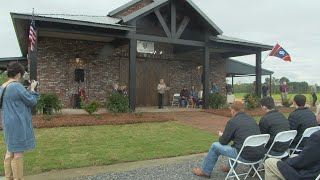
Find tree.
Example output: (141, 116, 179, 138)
(280, 77, 290, 84)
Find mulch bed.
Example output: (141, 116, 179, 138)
(0, 113, 175, 129)
(203, 107, 295, 117)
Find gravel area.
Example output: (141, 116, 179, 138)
(70, 156, 263, 180)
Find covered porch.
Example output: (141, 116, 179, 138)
(10, 0, 273, 111)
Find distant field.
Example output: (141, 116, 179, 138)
(234, 93, 320, 104)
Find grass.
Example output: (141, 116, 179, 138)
(0, 122, 215, 176)
(234, 93, 320, 104)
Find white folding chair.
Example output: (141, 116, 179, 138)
(290, 126, 320, 155)
(316, 173, 320, 180)
(171, 93, 180, 107)
(225, 134, 270, 180)
(255, 130, 297, 174)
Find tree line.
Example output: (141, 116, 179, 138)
(233, 77, 316, 94)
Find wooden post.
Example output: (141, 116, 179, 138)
(171, 0, 176, 39)
(129, 38, 137, 111)
(203, 45, 210, 109)
(256, 52, 262, 98)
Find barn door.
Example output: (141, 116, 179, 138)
(119, 58, 168, 107)
(145, 60, 168, 106)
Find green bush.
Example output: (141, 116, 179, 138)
(244, 94, 260, 110)
(36, 93, 62, 115)
(106, 94, 130, 113)
(208, 93, 225, 109)
(81, 100, 100, 115)
(282, 95, 293, 107)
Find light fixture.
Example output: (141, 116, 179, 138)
(75, 55, 81, 64)
(160, 51, 163, 55)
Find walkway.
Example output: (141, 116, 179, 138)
(161, 111, 230, 133)
(22, 154, 260, 180)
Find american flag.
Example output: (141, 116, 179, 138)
(28, 20, 36, 51)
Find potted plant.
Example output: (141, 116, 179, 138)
(36, 93, 62, 115)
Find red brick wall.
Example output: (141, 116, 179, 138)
(115, 0, 153, 17)
(35, 37, 226, 107)
(37, 37, 120, 107)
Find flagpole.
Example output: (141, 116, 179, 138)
(261, 43, 277, 64)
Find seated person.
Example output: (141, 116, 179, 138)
(259, 97, 290, 155)
(197, 90, 203, 107)
(288, 95, 318, 148)
(226, 84, 233, 95)
(316, 104, 320, 125)
(112, 83, 120, 94)
(178, 86, 189, 107)
(210, 82, 220, 94)
(189, 85, 198, 107)
(193, 101, 265, 177)
(264, 129, 320, 180)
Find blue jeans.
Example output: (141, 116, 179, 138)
(178, 97, 188, 107)
(201, 142, 238, 175)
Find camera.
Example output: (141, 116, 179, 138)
(22, 72, 39, 88)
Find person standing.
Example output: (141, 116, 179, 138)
(189, 85, 198, 108)
(311, 83, 317, 107)
(157, 79, 166, 109)
(262, 83, 269, 97)
(1, 62, 39, 180)
(279, 82, 288, 102)
(316, 104, 320, 125)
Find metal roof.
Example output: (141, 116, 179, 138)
(11, 13, 133, 31)
(210, 35, 273, 51)
(226, 58, 273, 76)
(0, 57, 27, 62)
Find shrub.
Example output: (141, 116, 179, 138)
(36, 93, 62, 115)
(208, 93, 226, 109)
(106, 94, 130, 113)
(282, 95, 293, 107)
(81, 99, 100, 115)
(244, 94, 260, 110)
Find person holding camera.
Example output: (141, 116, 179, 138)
(1, 62, 39, 180)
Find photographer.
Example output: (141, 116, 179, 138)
(1, 62, 39, 180)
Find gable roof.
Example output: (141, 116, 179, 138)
(114, 0, 223, 34)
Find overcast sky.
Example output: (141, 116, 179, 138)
(1, 0, 320, 84)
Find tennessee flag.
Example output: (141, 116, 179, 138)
(269, 44, 291, 62)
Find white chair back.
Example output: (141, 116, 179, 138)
(315, 173, 320, 180)
(273, 130, 297, 143)
(171, 93, 180, 107)
(291, 126, 320, 155)
(302, 126, 320, 138)
(242, 134, 270, 148)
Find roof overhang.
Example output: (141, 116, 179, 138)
(209, 35, 273, 58)
(0, 57, 28, 71)
(11, 13, 133, 56)
(226, 58, 273, 77)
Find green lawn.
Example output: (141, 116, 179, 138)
(0, 122, 215, 175)
(234, 93, 320, 104)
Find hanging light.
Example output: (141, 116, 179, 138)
(75, 54, 81, 64)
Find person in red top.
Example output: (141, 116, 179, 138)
(279, 82, 288, 102)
